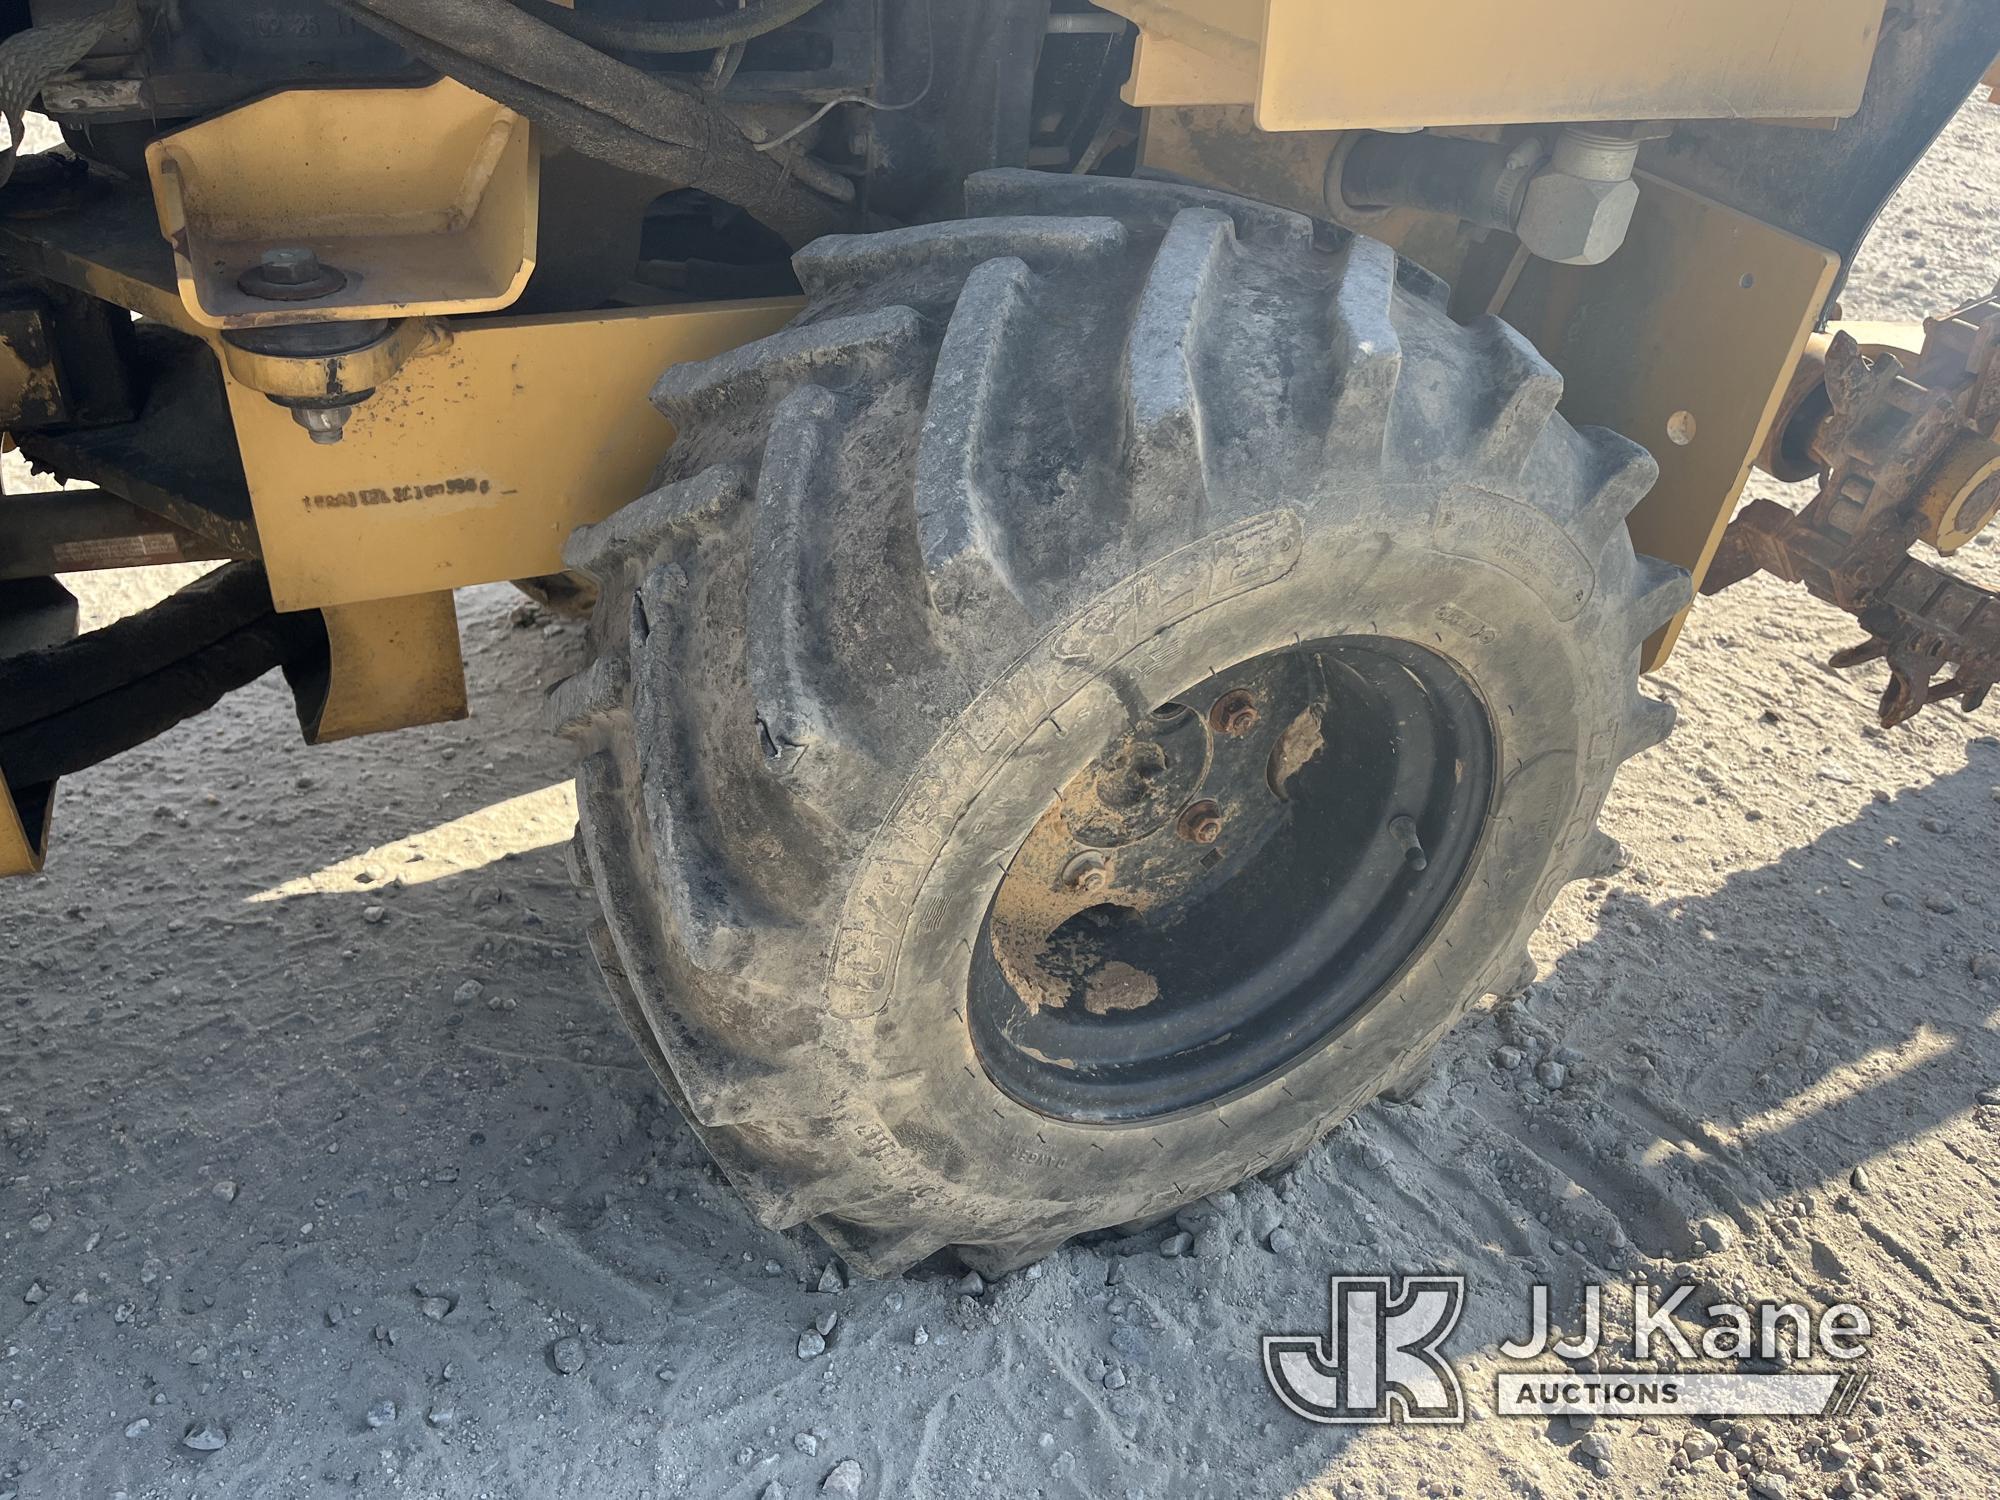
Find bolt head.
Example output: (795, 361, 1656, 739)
(259, 247, 322, 285)
(1177, 800, 1224, 845)
(1209, 691, 1259, 737)
(293, 404, 352, 444)
(1517, 174, 1639, 267)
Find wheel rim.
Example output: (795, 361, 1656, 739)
(966, 636, 1495, 1124)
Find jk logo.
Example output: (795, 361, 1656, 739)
(1263, 1275, 1467, 1424)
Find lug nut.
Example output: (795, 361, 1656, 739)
(1388, 814, 1428, 871)
(1062, 852, 1109, 892)
(1209, 689, 1260, 737)
(1177, 799, 1223, 845)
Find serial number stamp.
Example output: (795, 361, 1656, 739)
(300, 475, 492, 510)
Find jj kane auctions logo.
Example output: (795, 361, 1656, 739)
(1264, 1276, 1872, 1425)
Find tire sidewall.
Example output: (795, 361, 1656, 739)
(830, 482, 1628, 1218)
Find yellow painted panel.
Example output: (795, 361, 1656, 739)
(1099, 0, 1885, 128)
(309, 593, 468, 744)
(0, 770, 43, 876)
(1260, 0, 1886, 129)
(228, 298, 802, 612)
(1499, 174, 1839, 667)
(1125, 30, 1258, 109)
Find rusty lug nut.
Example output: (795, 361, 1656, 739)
(1208, 689, 1260, 737)
(1388, 814, 1428, 871)
(1177, 799, 1224, 845)
(1062, 852, 1110, 892)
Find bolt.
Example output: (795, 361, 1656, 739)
(258, 246, 323, 286)
(1388, 814, 1428, 872)
(293, 404, 352, 445)
(1177, 800, 1223, 845)
(238, 246, 348, 301)
(1062, 852, 1109, 893)
(1209, 690, 1259, 737)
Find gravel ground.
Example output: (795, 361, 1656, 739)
(4, 93, 2000, 1500)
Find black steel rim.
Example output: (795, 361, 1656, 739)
(966, 636, 1495, 1124)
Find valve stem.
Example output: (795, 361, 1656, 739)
(1389, 815, 1428, 871)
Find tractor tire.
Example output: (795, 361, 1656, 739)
(552, 170, 1689, 1277)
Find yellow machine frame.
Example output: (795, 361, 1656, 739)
(0, 2, 1945, 876)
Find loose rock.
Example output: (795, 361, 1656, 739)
(182, 1421, 228, 1452)
(550, 1336, 586, 1375)
(821, 1458, 863, 1497)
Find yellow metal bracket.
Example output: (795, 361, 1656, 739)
(218, 317, 439, 404)
(145, 77, 538, 331)
(0, 769, 45, 877)
(0, 576, 78, 875)
(1101, 0, 1887, 131)
(225, 298, 802, 612)
(1496, 174, 1840, 667)
(307, 593, 468, 744)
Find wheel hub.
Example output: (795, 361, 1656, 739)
(967, 636, 1495, 1124)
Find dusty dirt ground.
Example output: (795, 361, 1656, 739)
(6, 92, 2000, 1500)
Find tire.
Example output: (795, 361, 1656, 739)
(551, 170, 1689, 1276)
(511, 572, 599, 620)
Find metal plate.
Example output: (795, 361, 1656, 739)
(0, 577, 80, 877)
(226, 298, 802, 612)
(1104, 0, 1886, 130)
(1498, 174, 1839, 667)
(306, 593, 468, 745)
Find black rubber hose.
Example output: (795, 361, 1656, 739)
(1339, 132, 1533, 231)
(515, 0, 826, 56)
(0, 562, 328, 786)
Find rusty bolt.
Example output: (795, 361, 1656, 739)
(1062, 852, 1110, 892)
(1177, 799, 1223, 845)
(1209, 690, 1259, 737)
